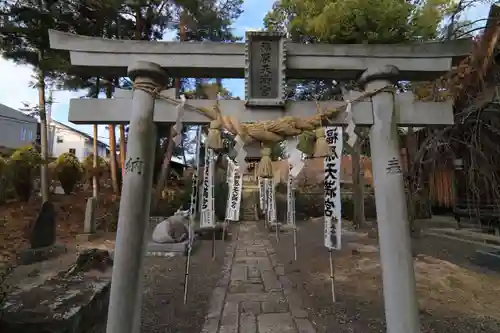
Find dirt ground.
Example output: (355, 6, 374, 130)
(82, 231, 231, 333)
(0, 187, 118, 263)
(3, 226, 231, 333)
(139, 234, 230, 333)
(265, 219, 500, 333)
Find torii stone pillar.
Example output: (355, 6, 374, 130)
(106, 61, 167, 333)
(360, 66, 420, 333)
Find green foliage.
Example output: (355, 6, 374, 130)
(266, 0, 454, 44)
(0, 264, 13, 312)
(264, 0, 465, 101)
(0, 157, 8, 204)
(9, 146, 42, 201)
(82, 153, 108, 183)
(55, 152, 83, 194)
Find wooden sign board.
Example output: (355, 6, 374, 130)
(245, 31, 286, 107)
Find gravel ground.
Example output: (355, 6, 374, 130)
(140, 232, 231, 333)
(263, 219, 500, 333)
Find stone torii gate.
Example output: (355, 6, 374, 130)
(49, 30, 470, 333)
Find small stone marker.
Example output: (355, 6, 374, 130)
(76, 197, 98, 242)
(84, 197, 97, 234)
(30, 201, 56, 248)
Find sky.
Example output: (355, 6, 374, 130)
(0, 0, 493, 145)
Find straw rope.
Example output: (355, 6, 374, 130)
(132, 81, 392, 144)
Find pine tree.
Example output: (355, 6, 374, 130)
(0, 0, 84, 202)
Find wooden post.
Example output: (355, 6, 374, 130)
(351, 137, 365, 228)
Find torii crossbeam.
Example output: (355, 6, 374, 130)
(49, 29, 470, 333)
(69, 88, 453, 126)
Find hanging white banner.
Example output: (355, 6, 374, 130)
(227, 160, 234, 185)
(225, 161, 235, 220)
(259, 177, 267, 213)
(324, 127, 343, 250)
(227, 168, 243, 221)
(286, 168, 295, 226)
(189, 127, 203, 219)
(200, 146, 215, 228)
(267, 178, 277, 223)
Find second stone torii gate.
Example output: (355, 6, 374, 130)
(49, 29, 469, 333)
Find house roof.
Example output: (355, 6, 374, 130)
(51, 119, 109, 149)
(0, 103, 38, 124)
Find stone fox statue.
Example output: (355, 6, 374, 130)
(152, 208, 189, 243)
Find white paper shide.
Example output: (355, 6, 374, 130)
(324, 127, 343, 250)
(200, 145, 215, 228)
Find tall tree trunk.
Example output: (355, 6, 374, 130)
(92, 77, 101, 198)
(405, 127, 422, 237)
(352, 138, 365, 228)
(93, 124, 99, 197)
(37, 67, 49, 202)
(106, 84, 119, 194)
(152, 125, 175, 211)
(151, 9, 187, 212)
(119, 125, 126, 170)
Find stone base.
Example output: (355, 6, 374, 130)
(473, 250, 500, 272)
(75, 233, 100, 242)
(0, 272, 111, 333)
(17, 244, 67, 265)
(146, 238, 194, 257)
(267, 222, 294, 232)
(195, 222, 228, 240)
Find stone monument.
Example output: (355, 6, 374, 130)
(18, 201, 66, 265)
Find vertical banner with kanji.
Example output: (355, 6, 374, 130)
(286, 164, 295, 226)
(200, 145, 215, 228)
(261, 178, 269, 214)
(189, 127, 203, 219)
(324, 127, 343, 250)
(226, 163, 243, 221)
(267, 178, 277, 223)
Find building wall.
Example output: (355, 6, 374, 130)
(50, 123, 108, 160)
(0, 104, 37, 153)
(83, 140, 107, 159)
(52, 126, 86, 159)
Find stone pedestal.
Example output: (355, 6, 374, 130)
(17, 244, 67, 265)
(146, 239, 193, 257)
(75, 233, 100, 242)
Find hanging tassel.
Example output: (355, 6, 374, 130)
(314, 127, 331, 158)
(297, 131, 316, 156)
(207, 119, 223, 150)
(258, 144, 273, 178)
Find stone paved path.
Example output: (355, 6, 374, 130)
(201, 222, 316, 333)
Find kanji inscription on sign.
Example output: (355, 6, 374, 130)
(245, 31, 286, 107)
